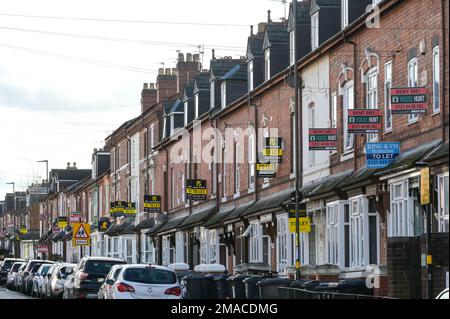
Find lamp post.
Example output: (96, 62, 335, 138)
(6, 182, 15, 257)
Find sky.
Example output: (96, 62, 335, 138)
(0, 0, 286, 200)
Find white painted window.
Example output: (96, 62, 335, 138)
(331, 92, 337, 129)
(341, 0, 349, 29)
(175, 231, 185, 263)
(210, 82, 215, 109)
(311, 13, 319, 50)
(276, 214, 290, 273)
(263, 127, 270, 186)
(326, 201, 350, 269)
(249, 221, 262, 263)
(407, 58, 419, 123)
(184, 101, 189, 126)
(289, 30, 295, 65)
(222, 146, 227, 199)
(221, 82, 227, 109)
(212, 148, 217, 196)
(150, 124, 155, 148)
(200, 227, 208, 264)
(162, 235, 173, 266)
(195, 94, 200, 118)
(122, 237, 134, 264)
(171, 168, 175, 208)
(264, 49, 271, 81)
(389, 180, 414, 237)
(234, 141, 240, 194)
(366, 68, 378, 142)
(343, 82, 355, 151)
(181, 172, 186, 203)
(437, 174, 449, 233)
(349, 197, 369, 268)
(248, 131, 256, 189)
(308, 103, 316, 167)
(209, 229, 217, 264)
(112, 237, 119, 259)
(384, 61, 393, 131)
(248, 61, 254, 91)
(433, 46, 440, 113)
(142, 235, 155, 263)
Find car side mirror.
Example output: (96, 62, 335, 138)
(105, 279, 114, 285)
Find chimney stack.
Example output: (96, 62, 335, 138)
(258, 22, 267, 34)
(143, 83, 148, 90)
(73, 162, 77, 169)
(250, 25, 254, 36)
(186, 53, 193, 62)
(178, 53, 185, 62)
(67, 162, 70, 169)
(158, 68, 164, 75)
(142, 81, 157, 114)
(267, 10, 272, 23)
(165, 68, 171, 75)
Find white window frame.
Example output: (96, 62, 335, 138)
(389, 180, 414, 237)
(264, 49, 271, 81)
(308, 103, 316, 167)
(181, 172, 186, 203)
(384, 61, 393, 132)
(195, 94, 200, 118)
(343, 81, 355, 151)
(210, 82, 215, 109)
(249, 221, 262, 263)
(432, 46, 440, 114)
(209, 229, 217, 264)
(234, 141, 240, 194)
(248, 60, 254, 91)
(142, 234, 155, 264)
(112, 237, 119, 259)
(349, 196, 370, 269)
(289, 30, 295, 66)
(407, 58, 419, 123)
(276, 214, 290, 274)
(311, 12, 319, 50)
(341, 0, 349, 29)
(175, 231, 185, 263)
(437, 173, 449, 233)
(222, 145, 227, 200)
(248, 131, 256, 190)
(331, 92, 337, 129)
(221, 82, 227, 109)
(200, 227, 209, 264)
(326, 201, 350, 269)
(184, 101, 189, 126)
(162, 235, 172, 266)
(366, 68, 379, 142)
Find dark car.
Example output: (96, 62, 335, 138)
(20, 259, 54, 295)
(65, 256, 126, 299)
(0, 258, 26, 285)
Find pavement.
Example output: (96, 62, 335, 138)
(0, 287, 36, 299)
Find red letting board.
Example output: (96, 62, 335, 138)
(348, 109, 382, 134)
(391, 87, 428, 114)
(309, 128, 338, 151)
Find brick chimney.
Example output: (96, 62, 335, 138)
(141, 82, 157, 114)
(176, 52, 201, 94)
(156, 68, 177, 103)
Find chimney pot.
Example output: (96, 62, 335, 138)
(212, 49, 215, 60)
(150, 83, 155, 89)
(67, 162, 70, 169)
(158, 68, 164, 75)
(165, 68, 171, 75)
(143, 83, 148, 90)
(267, 10, 272, 23)
(73, 162, 77, 169)
(250, 25, 254, 36)
(178, 53, 185, 62)
(193, 54, 200, 63)
(186, 53, 193, 62)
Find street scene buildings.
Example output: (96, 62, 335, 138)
(1, 0, 448, 299)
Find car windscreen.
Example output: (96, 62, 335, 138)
(31, 264, 42, 273)
(1, 260, 15, 270)
(122, 268, 177, 285)
(41, 265, 52, 275)
(84, 260, 125, 276)
(11, 263, 24, 272)
(60, 266, 74, 275)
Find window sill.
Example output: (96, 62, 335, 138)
(221, 197, 227, 203)
(383, 129, 393, 135)
(233, 192, 241, 199)
(262, 182, 270, 189)
(432, 111, 441, 117)
(340, 151, 354, 162)
(248, 187, 255, 194)
(407, 119, 419, 126)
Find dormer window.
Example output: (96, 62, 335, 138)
(195, 94, 199, 118)
(170, 114, 175, 136)
(289, 30, 295, 65)
(184, 101, 189, 126)
(162, 117, 167, 139)
(264, 49, 270, 81)
(311, 12, 319, 50)
(210, 82, 215, 108)
(341, 0, 349, 29)
(221, 82, 227, 108)
(248, 61, 254, 91)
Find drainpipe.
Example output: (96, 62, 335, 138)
(441, 0, 447, 142)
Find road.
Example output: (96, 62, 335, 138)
(0, 287, 36, 299)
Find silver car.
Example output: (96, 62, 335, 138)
(48, 263, 76, 299)
(97, 264, 124, 299)
(32, 264, 53, 297)
(6, 262, 25, 290)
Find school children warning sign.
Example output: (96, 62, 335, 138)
(72, 223, 91, 247)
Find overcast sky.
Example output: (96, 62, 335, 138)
(0, 0, 285, 200)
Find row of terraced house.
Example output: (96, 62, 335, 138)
(1, 0, 448, 298)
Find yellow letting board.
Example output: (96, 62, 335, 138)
(420, 167, 430, 205)
(289, 217, 311, 233)
(72, 223, 91, 247)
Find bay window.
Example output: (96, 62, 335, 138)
(209, 229, 217, 264)
(264, 49, 270, 81)
(248, 131, 256, 190)
(389, 180, 414, 237)
(289, 30, 295, 65)
(248, 61, 254, 91)
(142, 235, 155, 263)
(311, 13, 319, 50)
(162, 235, 174, 266)
(221, 82, 227, 108)
(200, 227, 208, 264)
(234, 141, 240, 194)
(175, 231, 185, 263)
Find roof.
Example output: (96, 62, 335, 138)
(163, 99, 178, 115)
(242, 187, 293, 218)
(339, 167, 379, 190)
(263, 22, 289, 49)
(210, 59, 243, 79)
(183, 82, 195, 101)
(179, 205, 217, 229)
(145, 222, 166, 236)
(221, 64, 248, 81)
(223, 201, 255, 222)
(310, 0, 341, 14)
(104, 219, 135, 237)
(153, 215, 188, 235)
(247, 34, 264, 60)
(50, 169, 92, 181)
(301, 170, 353, 198)
(288, 0, 312, 31)
(375, 139, 442, 176)
(194, 72, 210, 90)
(204, 206, 235, 228)
(169, 99, 184, 114)
(422, 142, 449, 163)
(134, 218, 155, 231)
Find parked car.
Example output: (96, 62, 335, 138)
(436, 288, 449, 299)
(20, 260, 54, 295)
(47, 263, 76, 299)
(40, 264, 57, 298)
(14, 263, 27, 291)
(31, 264, 53, 297)
(104, 264, 182, 300)
(0, 258, 26, 285)
(98, 264, 124, 299)
(64, 256, 126, 299)
(6, 261, 25, 290)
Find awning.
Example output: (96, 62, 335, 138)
(145, 222, 166, 236)
(375, 139, 442, 177)
(179, 205, 217, 229)
(204, 206, 235, 229)
(422, 142, 448, 164)
(340, 167, 379, 191)
(38, 229, 52, 244)
(105, 219, 135, 237)
(153, 216, 188, 236)
(134, 218, 155, 231)
(223, 201, 255, 223)
(241, 187, 293, 218)
(51, 230, 66, 242)
(300, 170, 353, 199)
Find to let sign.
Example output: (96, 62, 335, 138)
(263, 137, 283, 163)
(256, 162, 277, 178)
(420, 167, 430, 205)
(348, 109, 382, 133)
(144, 195, 161, 213)
(309, 129, 337, 151)
(366, 142, 400, 168)
(391, 87, 428, 114)
(124, 202, 136, 215)
(187, 180, 207, 201)
(289, 217, 311, 233)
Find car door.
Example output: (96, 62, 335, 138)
(105, 267, 123, 299)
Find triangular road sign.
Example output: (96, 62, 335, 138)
(75, 224, 89, 239)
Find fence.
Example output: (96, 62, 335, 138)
(279, 287, 397, 300)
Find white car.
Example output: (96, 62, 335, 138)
(98, 264, 124, 299)
(436, 288, 449, 299)
(6, 262, 25, 290)
(49, 263, 76, 299)
(104, 264, 182, 299)
(32, 264, 53, 297)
